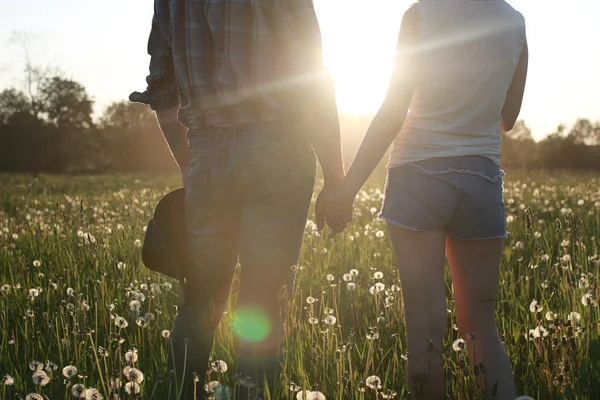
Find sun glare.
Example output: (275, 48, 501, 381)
(315, 0, 411, 115)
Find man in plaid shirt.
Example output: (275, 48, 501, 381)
(131, 0, 344, 398)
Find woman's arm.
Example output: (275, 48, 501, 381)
(501, 39, 529, 132)
(339, 4, 420, 198)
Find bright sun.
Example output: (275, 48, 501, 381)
(315, 0, 411, 115)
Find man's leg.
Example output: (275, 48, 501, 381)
(233, 132, 316, 398)
(169, 135, 241, 400)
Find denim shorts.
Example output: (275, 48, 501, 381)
(380, 156, 507, 240)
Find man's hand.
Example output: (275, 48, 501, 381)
(315, 184, 354, 238)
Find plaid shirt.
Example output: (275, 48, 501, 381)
(134, 0, 332, 128)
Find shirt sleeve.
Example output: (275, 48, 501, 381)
(130, 5, 179, 111)
(284, 0, 336, 104)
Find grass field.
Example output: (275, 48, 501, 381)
(1, 172, 599, 400)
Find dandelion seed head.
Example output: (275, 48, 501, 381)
(3, 375, 14, 385)
(32, 370, 50, 386)
(365, 375, 382, 390)
(124, 381, 140, 394)
(125, 349, 138, 364)
(211, 360, 228, 373)
(529, 299, 543, 313)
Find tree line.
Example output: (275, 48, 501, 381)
(1, 72, 599, 174)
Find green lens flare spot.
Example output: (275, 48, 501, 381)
(231, 306, 271, 343)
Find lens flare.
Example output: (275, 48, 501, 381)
(231, 306, 271, 343)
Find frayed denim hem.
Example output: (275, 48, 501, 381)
(447, 231, 510, 241)
(406, 163, 506, 184)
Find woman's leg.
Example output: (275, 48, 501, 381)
(446, 237, 516, 400)
(387, 224, 447, 400)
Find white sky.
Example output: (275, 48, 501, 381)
(1, 0, 599, 140)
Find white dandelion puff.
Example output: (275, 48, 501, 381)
(32, 370, 50, 386)
(211, 360, 228, 373)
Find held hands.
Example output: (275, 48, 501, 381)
(315, 183, 355, 238)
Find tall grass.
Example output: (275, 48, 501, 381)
(0, 172, 599, 399)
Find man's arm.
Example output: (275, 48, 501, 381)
(130, 6, 189, 178)
(289, 2, 345, 187)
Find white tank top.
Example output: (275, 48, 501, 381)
(389, 0, 526, 167)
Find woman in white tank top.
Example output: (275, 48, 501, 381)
(317, 1, 528, 398)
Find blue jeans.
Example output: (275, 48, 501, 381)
(380, 156, 507, 240)
(169, 123, 316, 399)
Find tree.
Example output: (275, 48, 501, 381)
(0, 88, 37, 125)
(39, 76, 94, 130)
(568, 118, 599, 145)
(100, 101, 157, 131)
(505, 119, 532, 141)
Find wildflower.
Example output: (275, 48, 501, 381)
(366, 331, 380, 340)
(32, 370, 50, 386)
(211, 360, 228, 373)
(323, 315, 337, 326)
(365, 375, 382, 390)
(72, 383, 86, 398)
(26, 394, 43, 400)
(3, 375, 14, 385)
(129, 300, 142, 314)
(342, 273, 352, 282)
(0, 284, 10, 293)
(308, 317, 319, 325)
(114, 316, 129, 329)
(582, 293, 597, 307)
(28, 288, 39, 298)
(452, 338, 466, 351)
(33, 260, 41, 267)
(125, 349, 138, 364)
(45, 361, 58, 372)
(306, 296, 317, 305)
(545, 311, 556, 321)
(326, 274, 335, 282)
(346, 282, 357, 291)
(125, 367, 144, 384)
(296, 391, 312, 400)
(373, 271, 384, 279)
(66, 287, 75, 296)
(124, 382, 140, 394)
(117, 262, 125, 270)
(161, 330, 171, 339)
(307, 392, 326, 400)
(110, 378, 122, 390)
(568, 312, 581, 326)
(206, 380, 220, 392)
(350, 269, 359, 276)
(529, 300, 543, 313)
(375, 230, 385, 238)
(85, 388, 103, 400)
(29, 360, 43, 371)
